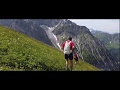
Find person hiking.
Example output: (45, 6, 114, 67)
(74, 52, 79, 65)
(61, 37, 75, 71)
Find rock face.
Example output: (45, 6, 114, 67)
(91, 30, 120, 45)
(90, 30, 120, 67)
(0, 19, 53, 46)
(0, 19, 119, 71)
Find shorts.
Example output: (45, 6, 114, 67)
(65, 53, 73, 60)
(74, 58, 78, 61)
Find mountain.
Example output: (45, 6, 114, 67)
(0, 19, 55, 46)
(90, 30, 120, 45)
(90, 30, 120, 65)
(0, 19, 119, 71)
(52, 20, 119, 71)
(0, 25, 99, 71)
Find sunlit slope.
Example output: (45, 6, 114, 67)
(0, 26, 100, 71)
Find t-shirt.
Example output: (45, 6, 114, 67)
(62, 40, 75, 52)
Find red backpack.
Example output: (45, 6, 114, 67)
(74, 54, 78, 59)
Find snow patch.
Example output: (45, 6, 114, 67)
(40, 24, 61, 50)
(40, 20, 67, 50)
(52, 33, 57, 41)
(52, 33, 61, 50)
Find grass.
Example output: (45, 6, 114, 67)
(0, 25, 100, 71)
(105, 43, 120, 49)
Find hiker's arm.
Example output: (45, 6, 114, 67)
(71, 42, 75, 52)
(77, 54, 79, 59)
(72, 46, 75, 52)
(61, 42, 65, 51)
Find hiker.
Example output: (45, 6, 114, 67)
(61, 37, 75, 71)
(74, 52, 79, 65)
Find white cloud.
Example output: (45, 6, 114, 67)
(69, 19, 119, 34)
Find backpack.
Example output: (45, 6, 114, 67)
(74, 54, 78, 59)
(64, 41, 72, 54)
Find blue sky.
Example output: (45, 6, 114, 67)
(69, 19, 119, 34)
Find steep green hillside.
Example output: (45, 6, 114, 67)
(0, 26, 99, 71)
(91, 30, 120, 65)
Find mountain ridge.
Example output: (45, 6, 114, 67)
(90, 29, 120, 66)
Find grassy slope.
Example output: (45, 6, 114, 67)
(0, 26, 100, 71)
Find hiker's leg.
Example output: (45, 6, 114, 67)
(69, 53, 73, 71)
(66, 60, 69, 70)
(70, 60, 73, 71)
(65, 54, 69, 71)
(76, 59, 78, 64)
(74, 59, 77, 64)
(77, 60, 79, 64)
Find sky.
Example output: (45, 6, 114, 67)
(69, 19, 119, 34)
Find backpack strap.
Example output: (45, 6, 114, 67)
(68, 41, 72, 53)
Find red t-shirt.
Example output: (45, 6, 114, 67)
(62, 40, 75, 51)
